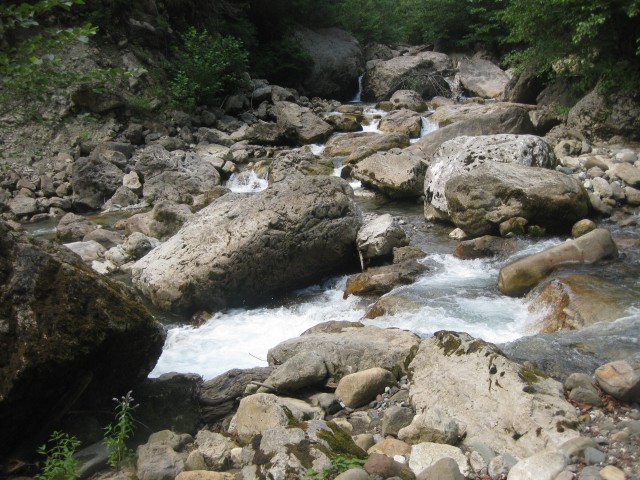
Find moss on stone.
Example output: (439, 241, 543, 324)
(518, 366, 549, 385)
(318, 421, 367, 460)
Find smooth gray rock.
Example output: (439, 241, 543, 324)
(262, 351, 328, 392)
(424, 134, 557, 221)
(275, 101, 333, 145)
(335, 367, 396, 408)
(132, 175, 361, 314)
(356, 214, 408, 262)
(379, 109, 423, 137)
(457, 53, 510, 98)
(353, 150, 427, 199)
(72, 155, 123, 210)
(595, 360, 640, 402)
(268, 324, 420, 379)
(505, 451, 566, 480)
(56, 212, 97, 242)
(416, 457, 464, 480)
(382, 406, 415, 437)
(390, 90, 427, 112)
(446, 162, 589, 238)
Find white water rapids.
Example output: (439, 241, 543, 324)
(149, 101, 555, 380)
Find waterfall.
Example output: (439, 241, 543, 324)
(350, 73, 364, 103)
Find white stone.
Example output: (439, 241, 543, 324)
(408, 442, 470, 476)
(506, 451, 567, 480)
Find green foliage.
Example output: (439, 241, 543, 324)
(501, 0, 640, 93)
(250, 37, 314, 86)
(169, 28, 249, 111)
(103, 391, 138, 470)
(329, 0, 405, 44)
(305, 454, 367, 480)
(35, 430, 81, 480)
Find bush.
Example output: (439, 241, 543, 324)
(35, 431, 81, 480)
(169, 28, 249, 110)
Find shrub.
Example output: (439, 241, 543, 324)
(35, 431, 81, 480)
(169, 28, 249, 110)
(103, 391, 138, 470)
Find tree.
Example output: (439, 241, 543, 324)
(502, 0, 640, 93)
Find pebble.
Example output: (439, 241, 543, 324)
(600, 465, 627, 480)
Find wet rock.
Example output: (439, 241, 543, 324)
(452, 235, 516, 259)
(424, 134, 557, 222)
(344, 260, 427, 299)
(365, 295, 422, 319)
(447, 162, 588, 238)
(83, 228, 122, 249)
(275, 101, 333, 145)
(390, 90, 427, 112)
(457, 53, 510, 99)
(497, 229, 618, 296)
(572, 218, 597, 238)
(268, 324, 420, 379)
(199, 367, 274, 423)
(409, 442, 469, 477)
(132, 175, 361, 314)
(527, 274, 634, 332)
(352, 150, 427, 199)
(356, 214, 408, 263)
(0, 221, 165, 458)
(595, 360, 640, 402)
(335, 367, 396, 408)
(325, 132, 410, 157)
(379, 109, 423, 137)
(296, 27, 363, 101)
(409, 331, 578, 458)
(363, 51, 452, 101)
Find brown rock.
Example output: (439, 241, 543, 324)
(344, 260, 428, 299)
(364, 452, 415, 480)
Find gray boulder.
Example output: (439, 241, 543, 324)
(56, 212, 98, 242)
(445, 162, 589, 238)
(136, 431, 192, 480)
(356, 214, 408, 262)
(390, 90, 427, 112)
(335, 367, 396, 408)
(72, 155, 123, 210)
(275, 101, 333, 145)
(424, 134, 557, 221)
(325, 132, 409, 158)
(7, 195, 38, 218)
(409, 105, 535, 162)
(267, 324, 420, 379)
(363, 52, 452, 101)
(595, 360, 640, 402)
(262, 351, 328, 393)
(353, 149, 427, 199)
(497, 229, 618, 296)
(457, 53, 510, 99)
(132, 175, 362, 313)
(378, 109, 423, 137)
(408, 331, 579, 459)
(296, 27, 364, 101)
(0, 220, 165, 458)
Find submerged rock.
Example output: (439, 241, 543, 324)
(0, 220, 165, 458)
(132, 175, 362, 314)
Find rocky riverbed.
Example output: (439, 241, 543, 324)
(1, 37, 640, 480)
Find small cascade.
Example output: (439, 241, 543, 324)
(410, 113, 439, 144)
(445, 73, 464, 101)
(226, 170, 268, 193)
(350, 74, 364, 103)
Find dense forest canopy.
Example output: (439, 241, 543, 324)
(1, 0, 639, 108)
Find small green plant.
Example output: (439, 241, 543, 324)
(35, 430, 81, 480)
(305, 454, 367, 480)
(103, 391, 138, 470)
(169, 28, 249, 111)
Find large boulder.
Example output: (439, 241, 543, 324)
(567, 89, 640, 141)
(497, 229, 618, 296)
(133, 145, 221, 206)
(0, 220, 165, 458)
(72, 155, 123, 210)
(423, 134, 557, 222)
(324, 132, 410, 158)
(296, 27, 364, 101)
(363, 52, 452, 101)
(267, 323, 420, 379)
(356, 214, 408, 263)
(408, 331, 579, 459)
(408, 105, 536, 162)
(353, 150, 427, 199)
(274, 101, 333, 145)
(378, 109, 423, 137)
(445, 162, 589, 238)
(131, 175, 362, 314)
(456, 53, 510, 99)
